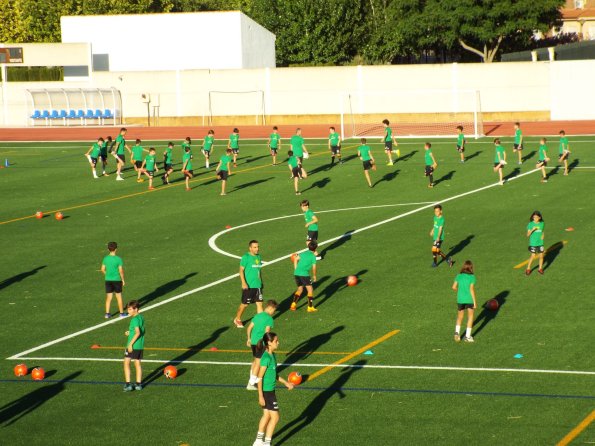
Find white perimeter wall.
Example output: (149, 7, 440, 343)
(2, 60, 595, 126)
(60, 12, 275, 71)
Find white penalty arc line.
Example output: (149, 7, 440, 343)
(208, 201, 436, 260)
(7, 169, 539, 361)
(13, 356, 595, 376)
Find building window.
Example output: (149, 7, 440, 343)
(574, 0, 584, 9)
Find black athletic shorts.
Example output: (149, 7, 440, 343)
(124, 349, 143, 360)
(270, 147, 278, 154)
(456, 145, 464, 153)
(146, 169, 154, 178)
(363, 160, 372, 171)
(294, 275, 312, 287)
(232, 148, 239, 154)
(292, 167, 301, 178)
(134, 160, 142, 168)
(537, 160, 548, 167)
(384, 141, 393, 151)
(494, 162, 504, 169)
(164, 163, 172, 170)
(297, 156, 303, 164)
(331, 145, 341, 155)
(457, 303, 474, 311)
(432, 240, 443, 249)
(513, 143, 523, 151)
(90, 157, 98, 166)
(117, 154, 125, 162)
(100, 154, 108, 162)
(559, 152, 569, 161)
(307, 230, 318, 242)
(528, 245, 545, 254)
(251, 344, 264, 359)
(105, 281, 123, 293)
(241, 288, 263, 305)
(218, 170, 229, 180)
(425, 165, 434, 176)
(203, 149, 211, 157)
(262, 391, 279, 411)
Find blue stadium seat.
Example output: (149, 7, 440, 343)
(76, 109, 85, 125)
(59, 110, 67, 119)
(30, 110, 41, 119)
(50, 110, 59, 119)
(68, 110, 77, 119)
(41, 110, 50, 119)
(104, 109, 113, 119)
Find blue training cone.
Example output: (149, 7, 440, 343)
(364, 350, 374, 355)
(4, 159, 8, 167)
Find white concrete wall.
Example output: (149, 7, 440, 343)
(60, 11, 275, 71)
(3, 60, 595, 126)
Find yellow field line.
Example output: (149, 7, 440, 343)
(556, 409, 595, 446)
(92, 346, 352, 355)
(306, 329, 400, 382)
(513, 241, 567, 269)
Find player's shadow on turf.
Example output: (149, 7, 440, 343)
(465, 151, 482, 161)
(373, 170, 400, 187)
(137, 273, 197, 307)
(568, 158, 579, 173)
(143, 326, 229, 386)
(503, 167, 521, 181)
(319, 229, 355, 259)
(522, 151, 536, 163)
(0, 266, 46, 292)
(245, 155, 268, 164)
(547, 166, 560, 178)
(0, 370, 82, 426)
(275, 360, 367, 445)
(301, 177, 331, 193)
(472, 291, 509, 338)
(233, 177, 273, 192)
(543, 241, 565, 271)
(433, 170, 455, 186)
(308, 163, 333, 175)
(315, 269, 368, 310)
(446, 235, 475, 260)
(396, 150, 417, 162)
(279, 326, 345, 371)
(342, 154, 358, 163)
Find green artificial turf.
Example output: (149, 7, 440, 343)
(0, 135, 594, 445)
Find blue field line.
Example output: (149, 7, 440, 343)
(1, 378, 594, 400)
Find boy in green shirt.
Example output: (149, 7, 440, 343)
(328, 126, 342, 165)
(100, 241, 126, 319)
(525, 210, 545, 275)
(181, 145, 194, 191)
(112, 128, 131, 181)
(301, 199, 319, 247)
(123, 300, 145, 391)
(513, 122, 523, 165)
(558, 130, 571, 176)
(141, 147, 159, 190)
(85, 137, 104, 179)
(216, 148, 233, 196)
(131, 139, 148, 182)
(424, 142, 438, 188)
(291, 241, 318, 312)
(493, 138, 506, 185)
(245, 299, 278, 390)
(228, 128, 240, 167)
(357, 137, 375, 187)
(162, 142, 174, 185)
(452, 260, 477, 342)
(99, 136, 112, 176)
(456, 125, 466, 163)
(536, 137, 550, 183)
(288, 150, 306, 195)
(430, 204, 453, 268)
(181, 137, 192, 159)
(268, 126, 281, 166)
(381, 119, 399, 166)
(290, 128, 308, 164)
(234, 240, 264, 328)
(202, 130, 215, 168)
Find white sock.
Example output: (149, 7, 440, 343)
(249, 373, 257, 384)
(264, 437, 272, 446)
(466, 327, 472, 338)
(455, 325, 460, 334)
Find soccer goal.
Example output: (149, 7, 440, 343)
(208, 90, 266, 125)
(341, 89, 484, 140)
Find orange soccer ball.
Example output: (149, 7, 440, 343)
(288, 371, 302, 385)
(31, 367, 45, 381)
(290, 253, 297, 263)
(164, 365, 178, 379)
(14, 363, 28, 377)
(347, 275, 358, 287)
(486, 299, 499, 311)
(35, 211, 43, 219)
(55, 212, 63, 220)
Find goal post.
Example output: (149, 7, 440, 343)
(341, 89, 484, 140)
(208, 90, 266, 126)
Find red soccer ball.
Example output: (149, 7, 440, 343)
(347, 275, 358, 287)
(14, 363, 28, 377)
(288, 371, 302, 385)
(486, 299, 499, 311)
(55, 212, 63, 220)
(31, 367, 45, 381)
(164, 365, 178, 379)
(35, 211, 43, 219)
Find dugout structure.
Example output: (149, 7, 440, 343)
(341, 89, 484, 139)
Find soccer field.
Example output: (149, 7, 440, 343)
(0, 135, 594, 445)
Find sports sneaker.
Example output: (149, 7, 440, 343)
(447, 257, 454, 267)
(246, 383, 257, 391)
(454, 333, 460, 342)
(525, 269, 532, 276)
(233, 318, 244, 328)
(123, 384, 134, 392)
(290, 302, 297, 311)
(387, 161, 393, 166)
(252, 440, 264, 446)
(119, 312, 128, 318)
(396, 149, 401, 157)
(104, 313, 111, 319)
(233, 163, 238, 167)
(541, 178, 548, 183)
(116, 176, 124, 181)
(134, 384, 143, 391)
(295, 192, 301, 195)
(538, 268, 544, 275)
(148, 186, 155, 190)
(186, 187, 191, 191)
(428, 183, 434, 188)
(307, 306, 318, 313)
(464, 336, 474, 343)
(139, 178, 145, 183)
(93, 174, 99, 179)
(431, 262, 438, 268)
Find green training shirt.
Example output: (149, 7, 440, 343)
(181, 142, 192, 156)
(127, 314, 145, 350)
(455, 273, 476, 305)
(90, 143, 101, 158)
(433, 215, 445, 241)
(100, 141, 109, 157)
(514, 128, 522, 144)
(294, 250, 316, 277)
(144, 154, 156, 171)
(240, 253, 263, 288)
(558, 137, 569, 155)
(358, 145, 371, 161)
(457, 133, 465, 146)
(203, 135, 214, 151)
(528, 221, 545, 247)
(288, 155, 299, 168)
(304, 209, 318, 231)
(182, 152, 193, 170)
(424, 149, 434, 166)
(132, 145, 144, 161)
(219, 154, 231, 171)
(269, 133, 280, 149)
(115, 135, 126, 155)
(384, 127, 392, 142)
(102, 255, 123, 281)
(494, 145, 505, 163)
(290, 135, 304, 157)
(329, 132, 340, 146)
(229, 133, 239, 149)
(164, 147, 173, 164)
(260, 351, 277, 391)
(250, 312, 274, 346)
(538, 144, 548, 161)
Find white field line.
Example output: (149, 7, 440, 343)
(7, 169, 539, 360)
(13, 356, 595, 376)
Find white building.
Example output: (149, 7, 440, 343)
(60, 11, 276, 72)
